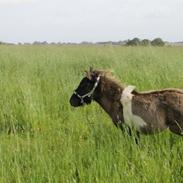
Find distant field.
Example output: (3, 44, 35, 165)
(0, 45, 183, 183)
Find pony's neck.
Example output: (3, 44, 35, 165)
(94, 76, 125, 125)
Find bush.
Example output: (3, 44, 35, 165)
(126, 38, 141, 46)
(141, 39, 151, 46)
(151, 38, 165, 46)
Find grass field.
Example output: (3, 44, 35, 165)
(0, 45, 183, 183)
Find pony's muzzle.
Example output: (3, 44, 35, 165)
(69, 94, 82, 107)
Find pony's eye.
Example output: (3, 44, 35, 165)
(87, 82, 91, 86)
(87, 81, 94, 87)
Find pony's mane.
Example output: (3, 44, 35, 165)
(86, 69, 183, 104)
(92, 69, 124, 93)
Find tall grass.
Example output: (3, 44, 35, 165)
(0, 45, 183, 183)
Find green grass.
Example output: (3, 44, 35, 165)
(0, 45, 183, 183)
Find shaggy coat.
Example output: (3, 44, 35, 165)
(70, 69, 183, 136)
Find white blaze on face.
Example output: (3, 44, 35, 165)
(121, 86, 147, 131)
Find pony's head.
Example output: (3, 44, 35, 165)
(69, 67, 101, 107)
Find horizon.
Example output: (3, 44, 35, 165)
(1, 39, 183, 45)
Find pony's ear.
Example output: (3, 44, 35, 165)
(85, 67, 100, 81)
(90, 71, 101, 81)
(85, 67, 95, 80)
(89, 66, 93, 72)
(85, 70, 92, 80)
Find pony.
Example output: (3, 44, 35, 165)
(70, 68, 183, 137)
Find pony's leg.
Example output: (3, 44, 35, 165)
(127, 127, 140, 145)
(135, 131, 140, 145)
(127, 126, 132, 136)
(117, 124, 140, 144)
(116, 122, 125, 132)
(169, 120, 183, 136)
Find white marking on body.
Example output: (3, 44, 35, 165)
(121, 86, 147, 131)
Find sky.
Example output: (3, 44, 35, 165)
(0, 0, 183, 43)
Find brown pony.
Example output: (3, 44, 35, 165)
(70, 68, 183, 137)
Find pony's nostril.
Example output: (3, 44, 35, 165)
(69, 98, 75, 106)
(69, 95, 81, 107)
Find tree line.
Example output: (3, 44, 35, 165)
(126, 38, 165, 46)
(0, 38, 166, 46)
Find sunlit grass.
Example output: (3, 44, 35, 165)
(0, 45, 183, 182)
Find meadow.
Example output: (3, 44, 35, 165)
(0, 45, 183, 183)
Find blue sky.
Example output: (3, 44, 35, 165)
(0, 0, 183, 43)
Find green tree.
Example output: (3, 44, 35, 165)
(141, 39, 151, 46)
(151, 38, 165, 46)
(126, 38, 140, 46)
